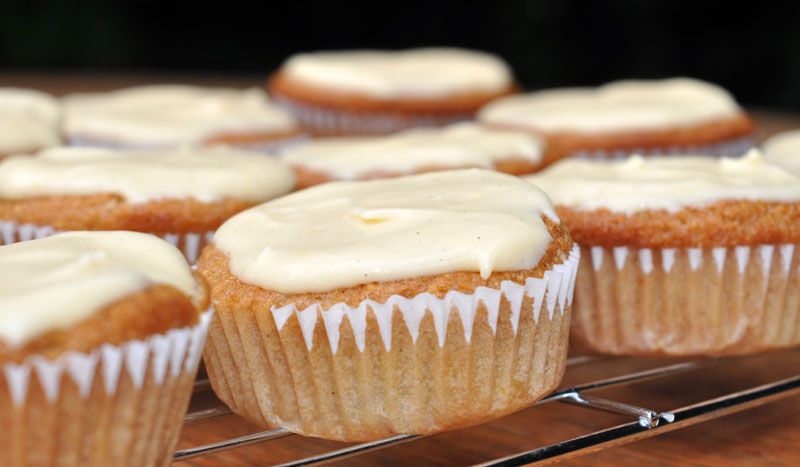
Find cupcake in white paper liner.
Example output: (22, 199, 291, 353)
(198, 169, 575, 441)
(479, 77, 755, 166)
(526, 151, 800, 356)
(0, 145, 297, 263)
(0, 231, 212, 467)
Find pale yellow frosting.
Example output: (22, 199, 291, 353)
(525, 150, 800, 213)
(0, 231, 202, 347)
(763, 130, 800, 173)
(0, 146, 296, 204)
(0, 88, 61, 153)
(280, 123, 543, 179)
(63, 85, 296, 145)
(282, 47, 513, 98)
(215, 169, 558, 293)
(479, 78, 742, 133)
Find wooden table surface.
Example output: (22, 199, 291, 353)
(4, 72, 800, 466)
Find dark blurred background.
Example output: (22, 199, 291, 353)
(2, 1, 800, 112)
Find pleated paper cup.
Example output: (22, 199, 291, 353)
(204, 246, 579, 442)
(572, 244, 800, 356)
(0, 220, 214, 264)
(0, 310, 213, 467)
(564, 136, 755, 161)
(270, 94, 473, 137)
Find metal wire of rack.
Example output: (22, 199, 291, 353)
(174, 352, 800, 466)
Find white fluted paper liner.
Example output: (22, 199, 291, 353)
(271, 94, 472, 136)
(204, 246, 578, 441)
(569, 136, 755, 160)
(573, 243, 800, 356)
(0, 310, 212, 467)
(0, 219, 213, 263)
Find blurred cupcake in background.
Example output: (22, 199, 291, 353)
(268, 47, 517, 136)
(480, 78, 755, 165)
(0, 146, 296, 262)
(0, 88, 61, 157)
(280, 122, 546, 188)
(526, 150, 800, 356)
(763, 129, 800, 172)
(63, 85, 302, 152)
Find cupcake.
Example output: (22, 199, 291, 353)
(280, 122, 546, 188)
(763, 129, 800, 172)
(0, 88, 61, 157)
(480, 78, 755, 165)
(198, 169, 579, 441)
(0, 231, 210, 467)
(0, 146, 296, 261)
(63, 85, 302, 152)
(525, 150, 800, 356)
(268, 47, 516, 136)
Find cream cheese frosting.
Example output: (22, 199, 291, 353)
(763, 129, 800, 173)
(0, 231, 202, 347)
(479, 78, 742, 133)
(215, 169, 558, 293)
(0, 146, 296, 204)
(0, 88, 61, 153)
(280, 123, 543, 179)
(525, 150, 800, 213)
(282, 47, 513, 99)
(63, 85, 296, 146)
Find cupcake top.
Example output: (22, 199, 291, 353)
(215, 169, 558, 293)
(63, 85, 296, 146)
(0, 88, 61, 154)
(281, 47, 513, 99)
(525, 150, 800, 213)
(0, 231, 203, 347)
(0, 146, 296, 204)
(280, 123, 543, 179)
(479, 78, 742, 133)
(763, 129, 800, 172)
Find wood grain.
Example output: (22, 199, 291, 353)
(4, 72, 799, 465)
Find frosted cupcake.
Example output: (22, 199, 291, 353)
(0, 88, 61, 157)
(63, 85, 301, 152)
(526, 150, 800, 356)
(280, 122, 545, 187)
(198, 169, 579, 441)
(480, 78, 755, 164)
(0, 146, 296, 261)
(763, 129, 800, 172)
(268, 47, 516, 136)
(0, 231, 210, 467)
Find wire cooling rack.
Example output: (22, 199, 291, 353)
(174, 351, 800, 466)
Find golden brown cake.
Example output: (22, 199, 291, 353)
(480, 78, 755, 166)
(63, 85, 303, 152)
(526, 151, 800, 356)
(198, 169, 579, 441)
(0, 231, 211, 467)
(267, 48, 517, 136)
(0, 88, 61, 157)
(280, 123, 547, 188)
(0, 146, 296, 261)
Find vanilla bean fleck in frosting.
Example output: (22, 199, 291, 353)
(215, 169, 559, 293)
